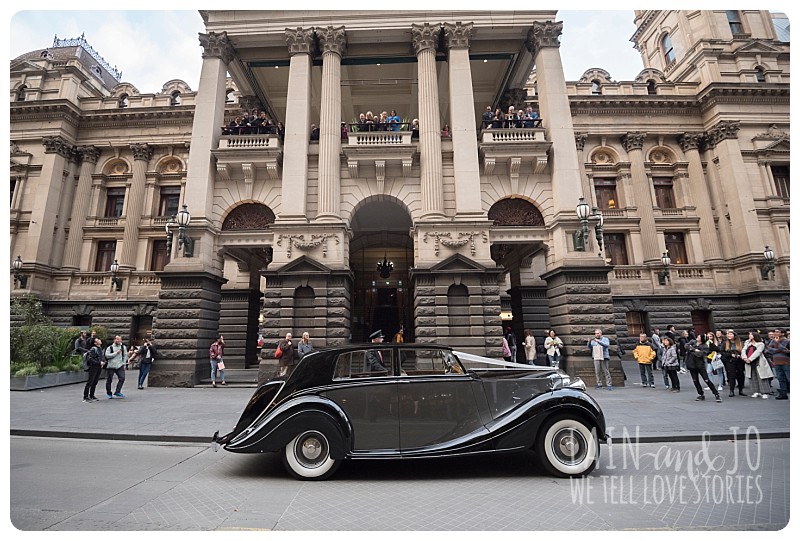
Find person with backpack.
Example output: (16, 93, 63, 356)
(82, 338, 105, 403)
(136, 338, 158, 389)
(104, 335, 129, 399)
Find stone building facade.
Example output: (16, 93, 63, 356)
(10, 11, 789, 386)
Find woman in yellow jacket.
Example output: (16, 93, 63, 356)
(633, 332, 657, 388)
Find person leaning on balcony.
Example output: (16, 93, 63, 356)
(365, 111, 376, 131)
(357, 112, 367, 132)
(310, 124, 320, 141)
(492, 108, 503, 129)
(388, 110, 401, 131)
(504, 105, 515, 128)
(379, 111, 389, 131)
(482, 106, 493, 129)
(411, 118, 420, 139)
(341, 121, 349, 140)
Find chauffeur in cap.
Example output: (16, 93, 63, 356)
(366, 330, 386, 371)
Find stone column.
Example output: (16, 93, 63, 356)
(444, 22, 483, 219)
(50, 150, 80, 268)
(26, 136, 71, 265)
(63, 146, 101, 270)
(678, 133, 722, 262)
(316, 26, 346, 221)
(119, 143, 152, 269)
(622, 132, 661, 263)
(707, 120, 764, 255)
(412, 23, 445, 219)
(279, 27, 315, 222)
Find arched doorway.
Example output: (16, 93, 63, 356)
(350, 198, 413, 343)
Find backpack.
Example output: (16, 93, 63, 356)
(82, 351, 90, 372)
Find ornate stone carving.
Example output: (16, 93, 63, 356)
(411, 23, 440, 54)
(276, 233, 340, 259)
(706, 120, 740, 148)
(76, 145, 100, 164)
(756, 124, 788, 139)
(317, 25, 347, 56)
(222, 203, 276, 231)
(488, 198, 545, 226)
(199, 31, 235, 65)
(678, 132, 704, 152)
(443, 22, 473, 50)
(621, 132, 646, 152)
(423, 231, 488, 256)
(525, 21, 563, 56)
(575, 133, 588, 151)
(130, 143, 152, 162)
(285, 27, 315, 56)
(42, 136, 73, 157)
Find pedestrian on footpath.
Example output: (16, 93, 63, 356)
(104, 335, 128, 399)
(209, 335, 226, 387)
(677, 330, 689, 373)
(650, 328, 664, 371)
(544, 329, 563, 369)
(136, 338, 157, 389)
(766, 329, 790, 400)
(743, 331, 772, 399)
(82, 338, 105, 402)
(589, 329, 612, 390)
(505, 326, 518, 363)
(278, 332, 298, 377)
(686, 333, 721, 402)
(73, 331, 89, 357)
(524, 329, 537, 365)
(661, 336, 681, 392)
(633, 332, 656, 388)
(720, 330, 745, 397)
(298, 332, 314, 360)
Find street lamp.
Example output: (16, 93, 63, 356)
(574, 197, 605, 257)
(12, 255, 27, 289)
(110, 259, 123, 291)
(165, 204, 194, 257)
(658, 251, 671, 286)
(761, 245, 776, 280)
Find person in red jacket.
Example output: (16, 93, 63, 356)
(209, 335, 225, 387)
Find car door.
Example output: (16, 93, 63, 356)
(397, 348, 487, 452)
(324, 349, 399, 452)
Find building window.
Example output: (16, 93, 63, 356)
(662, 34, 676, 66)
(626, 311, 648, 337)
(72, 315, 92, 327)
(591, 80, 601, 95)
(158, 187, 181, 217)
(647, 80, 657, 95)
(755, 66, 766, 83)
(447, 284, 470, 336)
(225, 89, 234, 103)
(16, 85, 27, 102)
(150, 239, 170, 271)
(104, 188, 126, 217)
(118, 94, 129, 108)
(594, 178, 619, 209)
(664, 232, 688, 265)
(95, 240, 117, 271)
(726, 10, 744, 34)
(772, 165, 789, 198)
(653, 177, 676, 208)
(170, 91, 181, 106)
(604, 233, 629, 265)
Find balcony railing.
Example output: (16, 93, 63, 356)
(481, 128, 545, 143)
(346, 131, 412, 146)
(218, 134, 280, 150)
(96, 217, 122, 227)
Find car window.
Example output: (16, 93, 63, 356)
(333, 350, 392, 379)
(403, 349, 464, 376)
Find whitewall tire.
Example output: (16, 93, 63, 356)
(537, 416, 598, 477)
(283, 430, 340, 480)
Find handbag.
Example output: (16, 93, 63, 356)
(592, 343, 605, 361)
(274, 345, 283, 358)
(756, 356, 774, 379)
(710, 353, 724, 371)
(217, 360, 225, 370)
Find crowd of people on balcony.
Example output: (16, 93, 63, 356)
(481, 105, 541, 129)
(223, 108, 285, 138)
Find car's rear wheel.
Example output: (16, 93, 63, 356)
(536, 415, 598, 477)
(282, 430, 341, 480)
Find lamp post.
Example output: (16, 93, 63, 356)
(658, 251, 671, 286)
(110, 259, 123, 291)
(165, 204, 194, 257)
(760, 245, 776, 280)
(12, 255, 27, 289)
(574, 197, 605, 257)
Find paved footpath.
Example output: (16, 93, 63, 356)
(9, 360, 789, 443)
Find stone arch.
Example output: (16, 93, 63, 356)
(110, 82, 139, 98)
(579, 68, 614, 84)
(292, 286, 315, 334)
(102, 158, 131, 176)
(447, 284, 470, 335)
(221, 202, 276, 231)
(589, 146, 621, 165)
(647, 146, 677, 164)
(488, 197, 545, 226)
(160, 79, 192, 95)
(155, 156, 186, 174)
(347, 194, 413, 230)
(634, 68, 667, 84)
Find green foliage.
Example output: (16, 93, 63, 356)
(11, 294, 50, 326)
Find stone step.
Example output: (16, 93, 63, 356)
(201, 367, 260, 386)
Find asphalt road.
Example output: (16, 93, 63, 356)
(10, 436, 789, 531)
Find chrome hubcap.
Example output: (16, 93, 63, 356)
(294, 431, 329, 469)
(302, 438, 322, 461)
(552, 427, 588, 465)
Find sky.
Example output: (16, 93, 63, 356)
(6, 8, 645, 95)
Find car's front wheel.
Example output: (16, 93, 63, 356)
(282, 430, 341, 480)
(536, 415, 598, 477)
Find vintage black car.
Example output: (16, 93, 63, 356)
(212, 344, 608, 480)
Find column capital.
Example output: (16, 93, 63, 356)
(412, 23, 440, 55)
(285, 27, 315, 56)
(621, 132, 646, 152)
(130, 143, 153, 162)
(677, 132, 705, 152)
(443, 22, 474, 50)
(317, 25, 347, 57)
(525, 21, 563, 56)
(42, 136, 73, 157)
(76, 145, 101, 164)
(199, 31, 235, 65)
(575, 133, 588, 151)
(706, 120, 740, 148)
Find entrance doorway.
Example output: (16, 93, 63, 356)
(350, 198, 414, 343)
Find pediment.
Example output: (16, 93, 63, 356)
(274, 255, 332, 275)
(430, 253, 487, 273)
(735, 40, 783, 54)
(762, 138, 790, 152)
